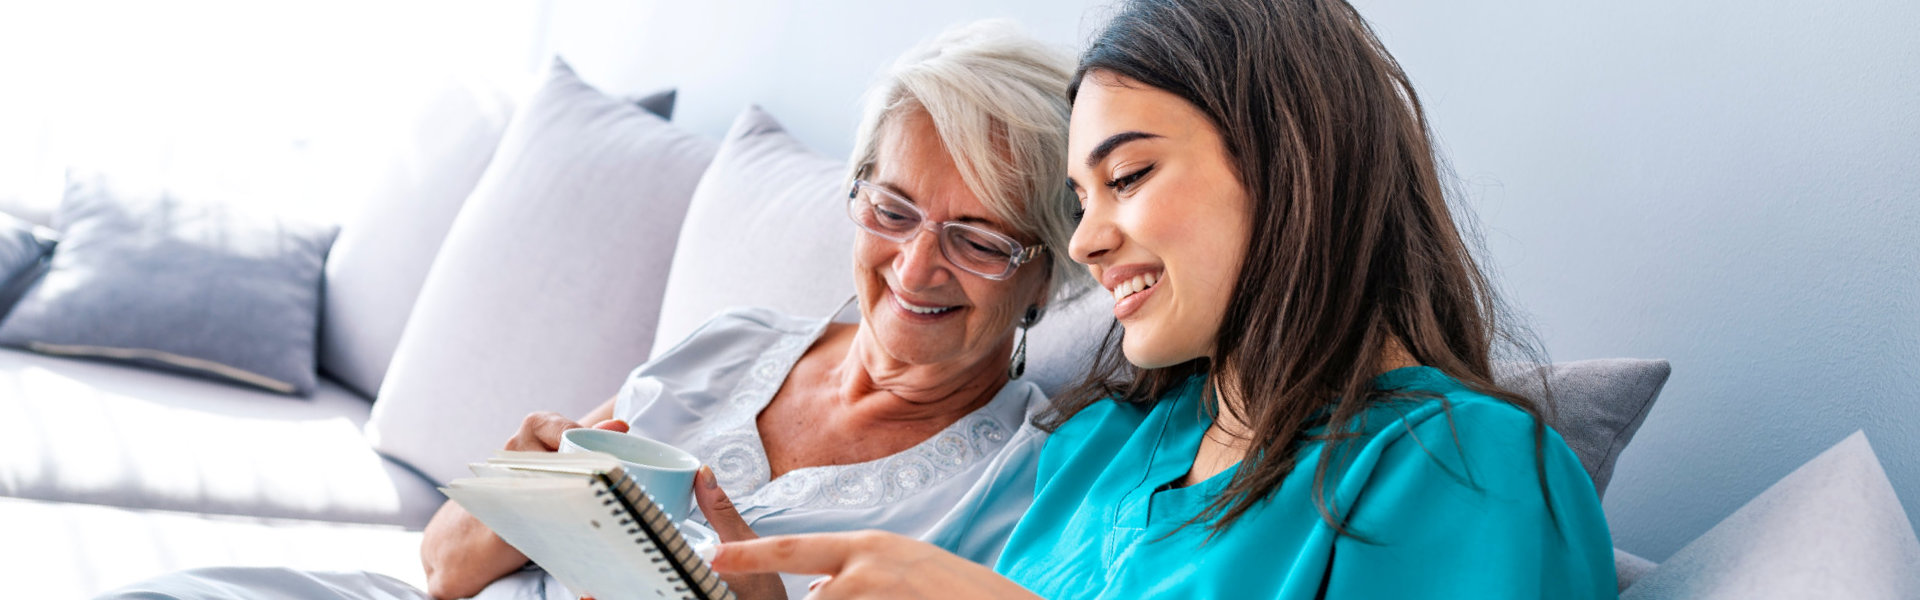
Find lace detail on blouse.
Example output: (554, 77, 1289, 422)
(685, 319, 1014, 510)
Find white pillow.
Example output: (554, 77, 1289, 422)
(1620, 431, 1920, 598)
(319, 79, 680, 400)
(318, 80, 516, 399)
(649, 106, 856, 355)
(366, 58, 718, 485)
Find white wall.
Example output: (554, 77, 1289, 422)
(539, 0, 1920, 562)
(538, 0, 1107, 158)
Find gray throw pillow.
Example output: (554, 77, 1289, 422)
(0, 213, 56, 316)
(0, 176, 339, 394)
(630, 89, 677, 121)
(1496, 358, 1671, 497)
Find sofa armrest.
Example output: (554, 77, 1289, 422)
(1621, 431, 1920, 599)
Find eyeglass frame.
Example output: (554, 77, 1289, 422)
(846, 179, 1044, 281)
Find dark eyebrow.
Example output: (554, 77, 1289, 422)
(1084, 131, 1161, 169)
(870, 179, 996, 226)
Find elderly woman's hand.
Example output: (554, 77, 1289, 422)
(692, 467, 790, 600)
(583, 469, 787, 600)
(504, 411, 628, 452)
(708, 531, 1042, 600)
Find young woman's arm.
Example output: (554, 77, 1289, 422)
(711, 531, 1043, 600)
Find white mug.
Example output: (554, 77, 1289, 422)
(559, 428, 700, 522)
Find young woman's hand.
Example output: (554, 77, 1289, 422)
(709, 531, 1042, 600)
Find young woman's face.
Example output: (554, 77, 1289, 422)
(1066, 71, 1251, 368)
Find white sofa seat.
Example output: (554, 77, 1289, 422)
(0, 348, 443, 528)
(0, 496, 425, 598)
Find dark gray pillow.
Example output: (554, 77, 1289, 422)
(1496, 358, 1672, 497)
(630, 88, 677, 121)
(0, 176, 339, 395)
(0, 213, 56, 316)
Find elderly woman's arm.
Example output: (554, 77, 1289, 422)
(419, 397, 621, 600)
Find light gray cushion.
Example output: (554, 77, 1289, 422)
(649, 105, 855, 356)
(0, 213, 55, 316)
(319, 84, 679, 400)
(0, 176, 338, 394)
(1622, 431, 1920, 599)
(1615, 548, 1659, 593)
(365, 58, 717, 486)
(1019, 288, 1114, 397)
(0, 347, 443, 528)
(1497, 358, 1670, 497)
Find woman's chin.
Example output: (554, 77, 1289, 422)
(1121, 337, 1189, 370)
(866, 328, 961, 367)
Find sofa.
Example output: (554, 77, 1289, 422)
(3, 50, 1915, 600)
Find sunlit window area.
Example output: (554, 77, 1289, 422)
(0, 0, 545, 224)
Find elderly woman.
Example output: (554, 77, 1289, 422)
(423, 22, 1081, 600)
(100, 18, 1082, 600)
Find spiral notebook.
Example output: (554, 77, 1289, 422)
(442, 451, 735, 600)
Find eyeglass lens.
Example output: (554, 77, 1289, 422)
(850, 184, 1021, 279)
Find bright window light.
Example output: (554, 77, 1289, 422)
(0, 0, 549, 224)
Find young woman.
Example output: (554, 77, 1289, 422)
(708, 0, 1617, 597)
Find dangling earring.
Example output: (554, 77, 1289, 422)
(1009, 305, 1039, 379)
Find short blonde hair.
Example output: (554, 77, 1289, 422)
(847, 19, 1090, 308)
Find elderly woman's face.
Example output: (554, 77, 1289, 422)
(854, 110, 1050, 370)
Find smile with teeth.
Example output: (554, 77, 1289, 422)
(1112, 272, 1162, 302)
(895, 294, 960, 315)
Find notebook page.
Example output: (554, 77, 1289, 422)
(444, 476, 692, 600)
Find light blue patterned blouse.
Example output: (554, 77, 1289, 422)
(607, 305, 1050, 600)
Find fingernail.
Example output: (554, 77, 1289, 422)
(707, 543, 727, 569)
(700, 466, 718, 490)
(809, 576, 832, 591)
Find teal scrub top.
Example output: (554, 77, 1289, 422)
(995, 367, 1616, 599)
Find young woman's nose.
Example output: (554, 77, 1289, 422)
(1069, 204, 1118, 265)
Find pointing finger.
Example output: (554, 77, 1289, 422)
(710, 532, 862, 576)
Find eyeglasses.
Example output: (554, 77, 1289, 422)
(846, 179, 1043, 281)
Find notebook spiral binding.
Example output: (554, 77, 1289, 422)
(592, 470, 736, 600)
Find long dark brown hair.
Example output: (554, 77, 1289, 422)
(1047, 0, 1555, 538)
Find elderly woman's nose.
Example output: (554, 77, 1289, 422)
(893, 228, 952, 290)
